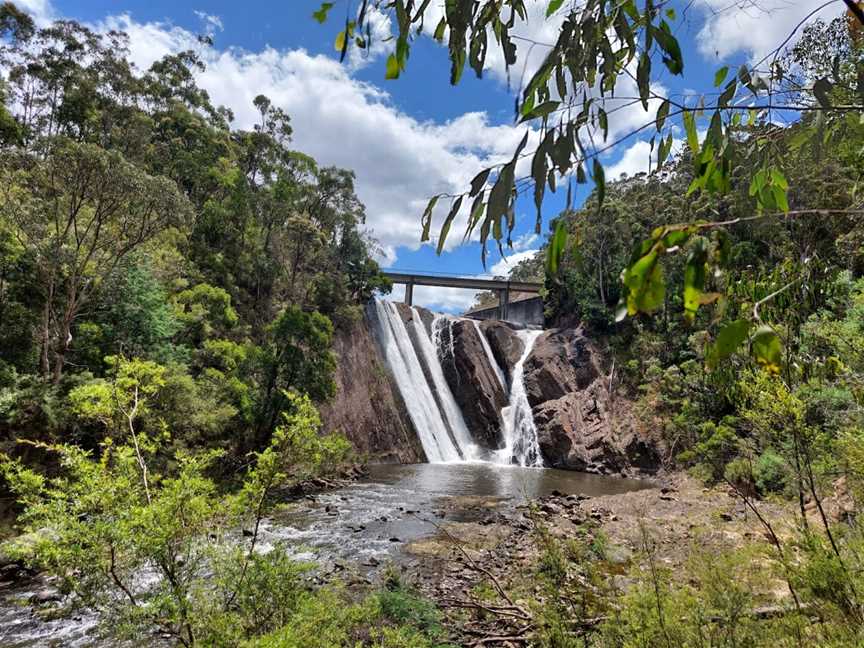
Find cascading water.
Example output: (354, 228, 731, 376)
(495, 329, 545, 467)
(470, 319, 507, 391)
(372, 300, 480, 462)
(372, 299, 544, 468)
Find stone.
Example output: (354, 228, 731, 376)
(521, 326, 661, 475)
(439, 319, 508, 449)
(319, 304, 426, 463)
(523, 327, 600, 407)
(479, 320, 525, 378)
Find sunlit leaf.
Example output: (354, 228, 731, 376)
(546, 0, 565, 18)
(751, 326, 783, 374)
(313, 2, 334, 24)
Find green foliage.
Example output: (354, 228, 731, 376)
(0, 390, 353, 646)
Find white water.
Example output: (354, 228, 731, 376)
(411, 314, 483, 461)
(471, 319, 507, 391)
(372, 300, 462, 462)
(372, 299, 544, 468)
(496, 329, 545, 467)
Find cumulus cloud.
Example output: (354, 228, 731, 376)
(604, 137, 683, 180)
(17, 6, 531, 267)
(388, 283, 482, 314)
(695, 0, 843, 63)
(490, 249, 539, 277)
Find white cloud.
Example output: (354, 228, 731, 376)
(11, 0, 55, 25)
(604, 137, 683, 180)
(193, 11, 224, 35)
(387, 284, 480, 314)
(30, 8, 533, 267)
(695, 0, 843, 63)
(490, 249, 539, 277)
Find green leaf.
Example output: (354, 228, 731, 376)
(655, 99, 670, 133)
(751, 326, 783, 374)
(683, 111, 698, 156)
(623, 248, 666, 315)
(546, 0, 565, 17)
(470, 168, 491, 197)
(437, 196, 463, 254)
(706, 319, 751, 369)
(385, 54, 400, 79)
(593, 159, 605, 207)
(420, 195, 439, 242)
(652, 23, 683, 75)
(313, 2, 334, 24)
(546, 219, 567, 275)
(683, 238, 708, 323)
(813, 77, 832, 107)
(520, 101, 560, 122)
(637, 53, 651, 110)
(433, 17, 446, 42)
(464, 191, 485, 240)
(334, 30, 347, 53)
(713, 66, 729, 87)
(531, 146, 548, 229)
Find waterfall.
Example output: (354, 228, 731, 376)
(371, 300, 478, 463)
(371, 299, 544, 468)
(470, 319, 507, 391)
(496, 329, 545, 467)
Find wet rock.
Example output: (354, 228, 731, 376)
(439, 319, 508, 449)
(523, 328, 599, 406)
(241, 529, 254, 537)
(30, 589, 61, 605)
(479, 320, 525, 378)
(522, 327, 661, 475)
(319, 304, 427, 464)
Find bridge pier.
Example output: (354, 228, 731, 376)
(404, 280, 414, 306)
(498, 286, 510, 320)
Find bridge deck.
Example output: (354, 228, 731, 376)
(382, 272, 542, 293)
(382, 271, 542, 320)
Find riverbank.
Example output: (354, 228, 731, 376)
(1, 466, 800, 646)
(402, 472, 795, 646)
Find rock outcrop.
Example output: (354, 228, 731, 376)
(439, 320, 508, 450)
(479, 320, 524, 379)
(318, 312, 426, 463)
(523, 328, 660, 475)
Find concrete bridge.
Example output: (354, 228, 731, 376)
(382, 271, 543, 322)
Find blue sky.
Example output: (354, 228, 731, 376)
(20, 0, 843, 311)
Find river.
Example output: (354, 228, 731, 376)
(0, 463, 649, 647)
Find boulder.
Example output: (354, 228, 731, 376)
(439, 320, 508, 449)
(523, 327, 599, 407)
(524, 327, 661, 475)
(532, 382, 625, 473)
(480, 320, 525, 379)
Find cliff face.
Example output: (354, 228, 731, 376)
(318, 312, 426, 463)
(438, 320, 508, 450)
(521, 328, 661, 476)
(329, 300, 660, 475)
(479, 320, 524, 380)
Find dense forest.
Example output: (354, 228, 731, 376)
(3, 1, 864, 647)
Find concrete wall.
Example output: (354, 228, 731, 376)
(466, 296, 544, 327)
